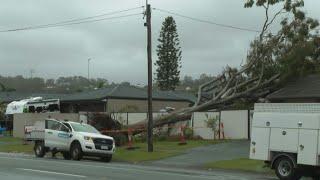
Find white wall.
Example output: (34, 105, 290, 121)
(13, 113, 79, 138)
(192, 112, 219, 140)
(112, 110, 250, 140)
(128, 113, 147, 125)
(220, 110, 249, 139)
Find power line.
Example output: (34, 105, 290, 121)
(0, 6, 144, 33)
(153, 8, 260, 33)
(0, 13, 143, 32)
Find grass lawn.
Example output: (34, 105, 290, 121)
(0, 137, 224, 162)
(113, 140, 222, 163)
(0, 137, 34, 154)
(204, 158, 272, 173)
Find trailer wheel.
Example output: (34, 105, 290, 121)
(101, 154, 112, 162)
(34, 141, 45, 158)
(70, 142, 83, 161)
(274, 156, 300, 180)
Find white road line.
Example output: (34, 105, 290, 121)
(0, 156, 255, 180)
(16, 168, 86, 178)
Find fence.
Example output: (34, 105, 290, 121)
(110, 110, 251, 140)
(9, 110, 252, 140)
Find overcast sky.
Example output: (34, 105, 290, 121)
(0, 0, 319, 85)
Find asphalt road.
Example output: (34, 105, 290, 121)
(0, 153, 276, 180)
(152, 140, 249, 168)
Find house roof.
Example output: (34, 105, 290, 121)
(0, 85, 196, 103)
(267, 74, 320, 100)
(62, 85, 196, 103)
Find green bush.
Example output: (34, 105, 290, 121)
(184, 127, 193, 139)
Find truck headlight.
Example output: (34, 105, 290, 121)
(84, 136, 93, 141)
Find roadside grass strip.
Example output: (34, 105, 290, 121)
(204, 158, 272, 173)
(114, 140, 222, 163)
(0, 137, 33, 154)
(0, 137, 224, 162)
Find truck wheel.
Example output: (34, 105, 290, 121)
(312, 176, 320, 180)
(101, 154, 112, 162)
(62, 152, 71, 160)
(34, 141, 45, 158)
(70, 142, 83, 161)
(274, 157, 300, 180)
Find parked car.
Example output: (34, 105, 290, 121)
(250, 103, 320, 180)
(27, 119, 115, 162)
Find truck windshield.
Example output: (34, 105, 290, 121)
(70, 123, 100, 134)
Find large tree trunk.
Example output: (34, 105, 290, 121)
(127, 73, 280, 133)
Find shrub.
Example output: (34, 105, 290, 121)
(183, 127, 193, 139)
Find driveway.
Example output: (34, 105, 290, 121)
(151, 140, 250, 168)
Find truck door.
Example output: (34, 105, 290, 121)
(45, 120, 61, 148)
(56, 123, 72, 151)
(298, 129, 318, 165)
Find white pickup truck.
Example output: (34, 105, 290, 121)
(27, 119, 115, 162)
(250, 103, 320, 180)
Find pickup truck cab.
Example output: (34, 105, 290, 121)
(31, 119, 115, 162)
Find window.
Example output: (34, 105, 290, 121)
(70, 123, 99, 134)
(63, 123, 72, 131)
(46, 120, 61, 131)
(60, 124, 70, 132)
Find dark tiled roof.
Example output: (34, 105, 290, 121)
(0, 92, 66, 103)
(0, 85, 196, 103)
(62, 85, 195, 103)
(267, 74, 320, 100)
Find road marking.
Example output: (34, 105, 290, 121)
(0, 155, 265, 180)
(17, 168, 86, 178)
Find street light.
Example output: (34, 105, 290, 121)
(87, 58, 91, 81)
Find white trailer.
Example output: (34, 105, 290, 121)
(5, 97, 60, 115)
(250, 103, 320, 180)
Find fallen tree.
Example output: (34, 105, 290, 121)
(105, 0, 320, 134)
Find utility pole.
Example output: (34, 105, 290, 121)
(145, 1, 153, 152)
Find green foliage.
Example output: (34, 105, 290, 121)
(183, 127, 193, 139)
(205, 114, 218, 131)
(245, 0, 319, 83)
(0, 75, 110, 93)
(155, 16, 182, 91)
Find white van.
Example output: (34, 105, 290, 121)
(250, 103, 320, 180)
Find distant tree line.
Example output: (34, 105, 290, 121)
(0, 75, 111, 93)
(0, 74, 213, 94)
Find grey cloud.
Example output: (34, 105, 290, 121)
(0, 0, 319, 85)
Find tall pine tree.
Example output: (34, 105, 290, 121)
(155, 16, 182, 91)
